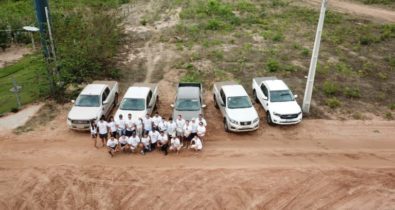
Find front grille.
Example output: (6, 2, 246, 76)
(71, 120, 90, 124)
(280, 114, 299, 119)
(240, 121, 252, 126)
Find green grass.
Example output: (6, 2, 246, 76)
(0, 54, 49, 114)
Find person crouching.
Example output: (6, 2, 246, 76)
(169, 134, 182, 154)
(107, 136, 119, 157)
(157, 131, 169, 155)
(189, 136, 203, 152)
(127, 132, 143, 155)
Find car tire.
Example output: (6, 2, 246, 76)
(214, 95, 219, 109)
(224, 118, 229, 132)
(253, 90, 259, 103)
(267, 112, 273, 125)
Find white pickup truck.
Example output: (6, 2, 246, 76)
(67, 81, 119, 130)
(252, 77, 302, 125)
(115, 83, 158, 120)
(213, 81, 259, 132)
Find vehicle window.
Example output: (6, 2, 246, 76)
(220, 89, 226, 105)
(120, 98, 145, 111)
(146, 90, 152, 107)
(270, 90, 294, 102)
(75, 95, 100, 107)
(102, 87, 110, 102)
(175, 99, 201, 111)
(260, 84, 268, 97)
(227, 96, 252, 109)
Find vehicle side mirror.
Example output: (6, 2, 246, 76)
(202, 104, 207, 108)
(294, 94, 298, 98)
(170, 104, 174, 108)
(263, 96, 268, 100)
(103, 101, 108, 105)
(71, 100, 75, 104)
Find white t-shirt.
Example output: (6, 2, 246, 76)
(90, 125, 97, 134)
(126, 118, 135, 131)
(152, 116, 163, 126)
(158, 134, 168, 144)
(141, 136, 150, 146)
(97, 121, 108, 134)
(115, 118, 126, 130)
(135, 119, 143, 129)
(197, 125, 206, 136)
(127, 136, 140, 147)
(190, 122, 198, 133)
(107, 139, 118, 148)
(108, 121, 117, 132)
(167, 121, 176, 134)
(197, 118, 207, 126)
(183, 123, 192, 135)
(148, 130, 160, 143)
(192, 137, 203, 150)
(171, 137, 181, 147)
(143, 117, 153, 131)
(176, 119, 185, 131)
(158, 121, 167, 131)
(118, 136, 128, 145)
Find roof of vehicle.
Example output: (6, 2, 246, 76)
(132, 82, 157, 91)
(92, 80, 117, 90)
(81, 84, 107, 95)
(124, 86, 150, 99)
(222, 85, 248, 97)
(264, 80, 289, 91)
(177, 86, 200, 99)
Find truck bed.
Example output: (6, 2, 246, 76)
(92, 80, 117, 90)
(132, 82, 158, 92)
(253, 77, 278, 85)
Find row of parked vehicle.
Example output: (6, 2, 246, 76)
(67, 77, 303, 132)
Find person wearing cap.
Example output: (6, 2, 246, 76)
(189, 135, 203, 152)
(197, 122, 206, 142)
(107, 136, 119, 157)
(169, 134, 182, 154)
(157, 131, 169, 155)
(196, 113, 207, 127)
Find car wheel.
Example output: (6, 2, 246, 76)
(214, 95, 219, 109)
(224, 118, 229, 132)
(267, 112, 273, 125)
(253, 90, 259, 103)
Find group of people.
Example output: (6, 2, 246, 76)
(89, 112, 207, 157)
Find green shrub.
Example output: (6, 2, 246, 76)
(377, 72, 388, 80)
(266, 59, 280, 72)
(343, 86, 361, 98)
(322, 81, 339, 96)
(272, 32, 284, 42)
(389, 103, 395, 110)
(301, 48, 310, 57)
(325, 97, 341, 109)
(384, 112, 393, 120)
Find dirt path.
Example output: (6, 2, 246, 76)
(0, 103, 43, 130)
(302, 0, 395, 23)
(0, 45, 32, 68)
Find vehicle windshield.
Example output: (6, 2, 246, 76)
(75, 95, 100, 107)
(270, 90, 294, 102)
(120, 98, 145, 111)
(227, 96, 252, 109)
(175, 99, 200, 111)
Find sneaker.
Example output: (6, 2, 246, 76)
(140, 150, 145, 155)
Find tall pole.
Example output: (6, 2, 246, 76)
(302, 0, 329, 114)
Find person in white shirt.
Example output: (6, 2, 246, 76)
(127, 132, 142, 154)
(183, 120, 192, 147)
(116, 114, 126, 137)
(197, 122, 206, 142)
(152, 112, 163, 130)
(97, 116, 108, 147)
(197, 114, 207, 127)
(108, 116, 117, 138)
(107, 136, 119, 157)
(166, 117, 177, 139)
(169, 135, 182, 154)
(158, 118, 167, 133)
(176, 115, 185, 140)
(125, 113, 136, 137)
(189, 136, 203, 151)
(189, 118, 198, 140)
(135, 117, 144, 138)
(157, 131, 169, 155)
(143, 114, 153, 134)
(118, 135, 129, 151)
(140, 132, 151, 153)
(90, 120, 98, 148)
(148, 129, 160, 150)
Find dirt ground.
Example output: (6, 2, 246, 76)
(1, 0, 395, 209)
(0, 45, 31, 68)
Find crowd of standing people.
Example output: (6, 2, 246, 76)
(89, 112, 207, 157)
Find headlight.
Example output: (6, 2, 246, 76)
(253, 117, 259, 123)
(228, 118, 238, 125)
(273, 112, 281, 117)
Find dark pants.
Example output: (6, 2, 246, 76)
(151, 143, 156, 150)
(160, 143, 168, 155)
(187, 132, 197, 141)
(125, 130, 135, 137)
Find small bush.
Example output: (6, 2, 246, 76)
(384, 112, 393, 120)
(11, 107, 19, 113)
(325, 97, 341, 109)
(272, 32, 284, 42)
(205, 19, 223, 30)
(389, 103, 395, 110)
(322, 81, 339, 96)
(266, 59, 280, 72)
(301, 48, 310, 57)
(377, 72, 388, 80)
(343, 86, 361, 98)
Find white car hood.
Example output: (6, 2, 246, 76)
(115, 109, 147, 120)
(226, 107, 258, 122)
(270, 101, 301, 115)
(68, 106, 101, 120)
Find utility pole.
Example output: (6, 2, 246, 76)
(302, 0, 329, 114)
